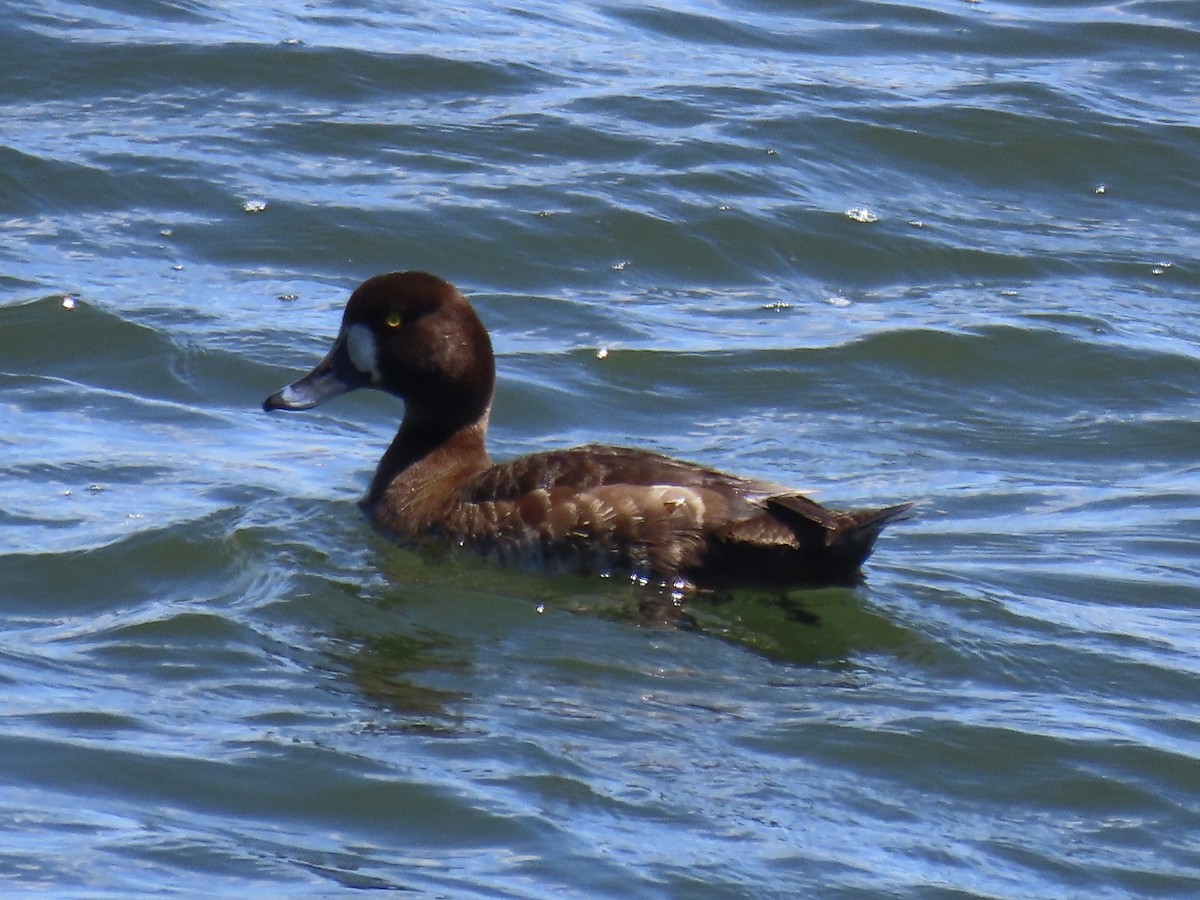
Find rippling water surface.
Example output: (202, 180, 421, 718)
(3, 0, 1199, 896)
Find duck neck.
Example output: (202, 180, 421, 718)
(362, 406, 491, 508)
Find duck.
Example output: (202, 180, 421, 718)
(264, 271, 911, 591)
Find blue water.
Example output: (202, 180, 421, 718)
(3, 0, 1199, 896)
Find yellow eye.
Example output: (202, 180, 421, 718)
(385, 313, 402, 328)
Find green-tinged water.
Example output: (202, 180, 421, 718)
(3, 0, 1199, 896)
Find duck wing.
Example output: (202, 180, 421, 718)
(448, 444, 910, 588)
(464, 444, 780, 506)
(445, 445, 774, 578)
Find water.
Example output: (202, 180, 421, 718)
(3, 0, 1199, 895)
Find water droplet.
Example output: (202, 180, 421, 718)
(611, 260, 630, 271)
(595, 347, 609, 360)
(1094, 184, 1107, 194)
(845, 207, 878, 224)
(243, 199, 267, 213)
(535, 603, 545, 614)
(826, 295, 852, 308)
(61, 296, 78, 310)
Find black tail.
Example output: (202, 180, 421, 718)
(767, 497, 913, 547)
(844, 502, 915, 544)
(700, 497, 915, 589)
(835, 502, 914, 566)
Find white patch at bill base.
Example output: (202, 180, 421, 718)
(345, 323, 380, 381)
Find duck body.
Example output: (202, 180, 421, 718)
(265, 272, 911, 591)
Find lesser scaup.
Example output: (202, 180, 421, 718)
(264, 272, 911, 590)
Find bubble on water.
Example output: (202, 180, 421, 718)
(243, 199, 267, 213)
(61, 296, 78, 310)
(826, 295, 852, 308)
(1094, 184, 1107, 194)
(595, 347, 609, 360)
(611, 260, 630, 271)
(845, 207, 878, 223)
